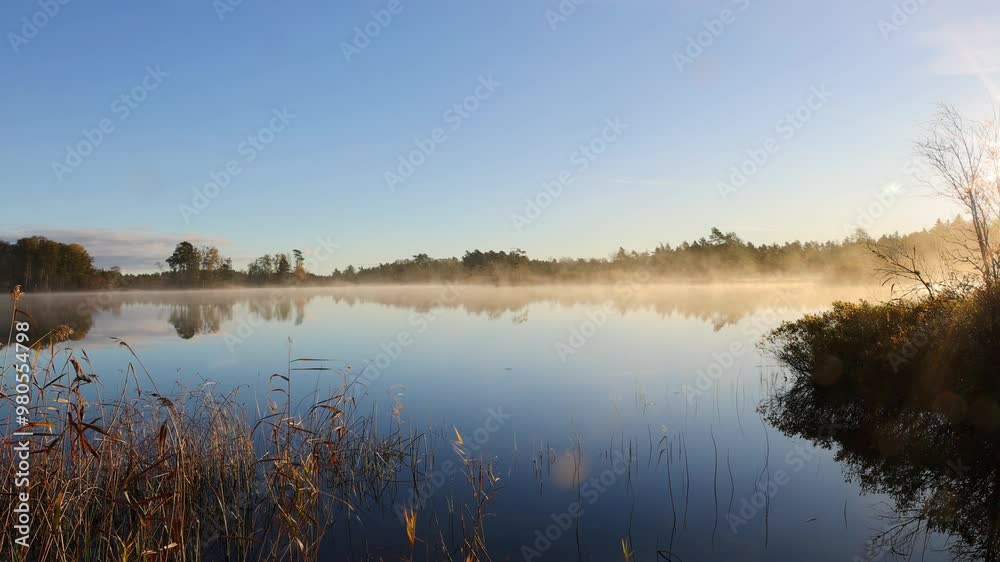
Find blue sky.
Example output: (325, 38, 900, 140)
(1, 0, 997, 272)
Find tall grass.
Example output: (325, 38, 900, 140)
(0, 287, 422, 562)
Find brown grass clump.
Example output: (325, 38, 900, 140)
(0, 290, 419, 562)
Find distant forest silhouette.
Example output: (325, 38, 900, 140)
(0, 220, 968, 292)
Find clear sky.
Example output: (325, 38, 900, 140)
(1, 1, 997, 272)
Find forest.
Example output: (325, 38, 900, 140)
(0, 219, 966, 292)
(0, 237, 121, 292)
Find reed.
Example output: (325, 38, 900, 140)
(0, 289, 420, 562)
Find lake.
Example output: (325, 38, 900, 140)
(1, 283, 979, 561)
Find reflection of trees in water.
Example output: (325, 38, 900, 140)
(3, 284, 881, 344)
(0, 295, 100, 342)
(167, 303, 233, 339)
(762, 374, 1000, 561)
(245, 294, 307, 325)
(113, 292, 308, 339)
(323, 284, 880, 329)
(3, 290, 313, 343)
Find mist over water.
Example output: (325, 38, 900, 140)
(1, 283, 960, 561)
(2, 282, 888, 342)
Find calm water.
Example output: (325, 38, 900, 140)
(1, 284, 978, 561)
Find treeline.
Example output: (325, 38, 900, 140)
(0, 237, 121, 292)
(331, 221, 958, 284)
(119, 243, 313, 289)
(0, 220, 966, 291)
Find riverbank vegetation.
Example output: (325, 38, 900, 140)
(763, 105, 1000, 560)
(0, 330, 418, 561)
(762, 295, 1000, 560)
(767, 105, 1000, 404)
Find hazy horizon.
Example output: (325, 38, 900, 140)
(3, 1, 997, 272)
(0, 216, 965, 275)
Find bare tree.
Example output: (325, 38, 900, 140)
(914, 104, 1000, 289)
(867, 241, 936, 297)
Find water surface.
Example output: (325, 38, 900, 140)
(2, 284, 976, 561)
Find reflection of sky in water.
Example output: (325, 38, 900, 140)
(1, 285, 957, 561)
